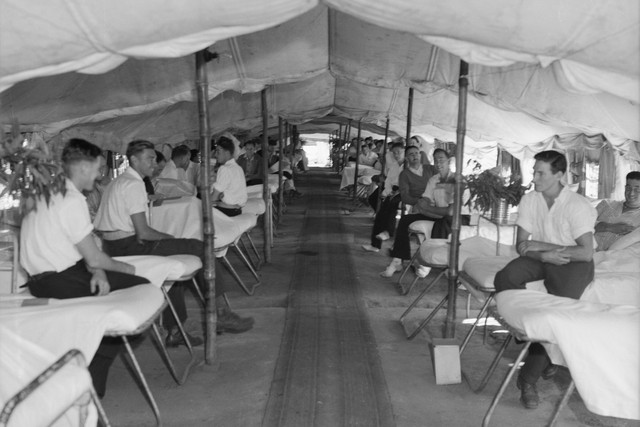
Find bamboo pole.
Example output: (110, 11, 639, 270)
(336, 124, 343, 171)
(277, 117, 284, 221)
(353, 120, 362, 202)
(261, 89, 272, 262)
(376, 117, 390, 214)
(405, 87, 414, 143)
(444, 60, 469, 338)
(195, 50, 216, 362)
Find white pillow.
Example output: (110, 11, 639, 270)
(608, 227, 640, 251)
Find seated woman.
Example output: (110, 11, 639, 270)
(211, 136, 248, 217)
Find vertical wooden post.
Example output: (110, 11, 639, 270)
(336, 124, 343, 171)
(376, 117, 390, 214)
(353, 120, 362, 202)
(406, 87, 414, 143)
(277, 117, 284, 222)
(445, 60, 469, 338)
(261, 89, 272, 262)
(196, 50, 216, 363)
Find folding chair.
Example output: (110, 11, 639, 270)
(398, 263, 450, 340)
(1, 345, 110, 427)
(458, 256, 514, 392)
(103, 285, 168, 426)
(396, 220, 435, 295)
(481, 308, 575, 427)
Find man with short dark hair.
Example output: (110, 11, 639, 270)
(594, 171, 640, 251)
(237, 139, 263, 185)
(212, 136, 248, 217)
(95, 140, 253, 347)
(21, 138, 148, 397)
(494, 150, 597, 410)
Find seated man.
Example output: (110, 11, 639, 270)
(362, 142, 405, 252)
(380, 146, 437, 277)
(594, 171, 640, 251)
(143, 150, 166, 195)
(358, 142, 378, 167)
(212, 136, 248, 216)
(494, 150, 597, 410)
(237, 139, 264, 186)
(21, 138, 148, 397)
(95, 140, 253, 347)
(157, 144, 197, 196)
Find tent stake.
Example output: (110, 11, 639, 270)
(445, 60, 469, 338)
(261, 88, 272, 262)
(195, 49, 217, 363)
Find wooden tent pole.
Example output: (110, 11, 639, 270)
(195, 49, 216, 363)
(261, 88, 272, 262)
(353, 120, 362, 202)
(406, 87, 414, 143)
(376, 117, 390, 214)
(336, 124, 343, 171)
(444, 60, 469, 338)
(277, 117, 284, 222)
(343, 119, 352, 172)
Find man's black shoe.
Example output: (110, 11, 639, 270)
(217, 312, 254, 334)
(516, 375, 539, 409)
(541, 363, 559, 380)
(165, 329, 204, 348)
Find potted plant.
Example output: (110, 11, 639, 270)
(0, 121, 65, 225)
(464, 166, 530, 223)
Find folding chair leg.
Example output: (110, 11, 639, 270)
(190, 278, 205, 306)
(482, 341, 531, 427)
(400, 293, 448, 340)
(121, 336, 162, 426)
(460, 293, 495, 355)
(159, 286, 196, 384)
(243, 232, 262, 269)
(463, 333, 513, 393)
(548, 380, 575, 427)
(221, 256, 257, 295)
(232, 244, 261, 284)
(396, 248, 420, 292)
(88, 387, 112, 427)
(399, 270, 445, 323)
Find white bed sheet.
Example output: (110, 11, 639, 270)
(496, 290, 639, 420)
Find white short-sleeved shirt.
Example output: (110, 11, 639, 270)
(422, 173, 455, 207)
(383, 156, 404, 197)
(94, 167, 149, 232)
(517, 186, 597, 246)
(212, 159, 247, 207)
(20, 179, 93, 275)
(158, 159, 188, 182)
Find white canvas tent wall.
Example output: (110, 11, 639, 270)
(1, 1, 638, 166)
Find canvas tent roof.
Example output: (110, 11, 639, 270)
(1, 0, 638, 159)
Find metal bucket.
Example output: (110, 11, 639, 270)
(490, 199, 509, 224)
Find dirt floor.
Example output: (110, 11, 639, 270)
(101, 169, 639, 427)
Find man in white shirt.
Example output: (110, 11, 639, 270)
(21, 138, 147, 397)
(157, 144, 197, 196)
(95, 140, 254, 347)
(212, 136, 248, 217)
(494, 150, 597, 410)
